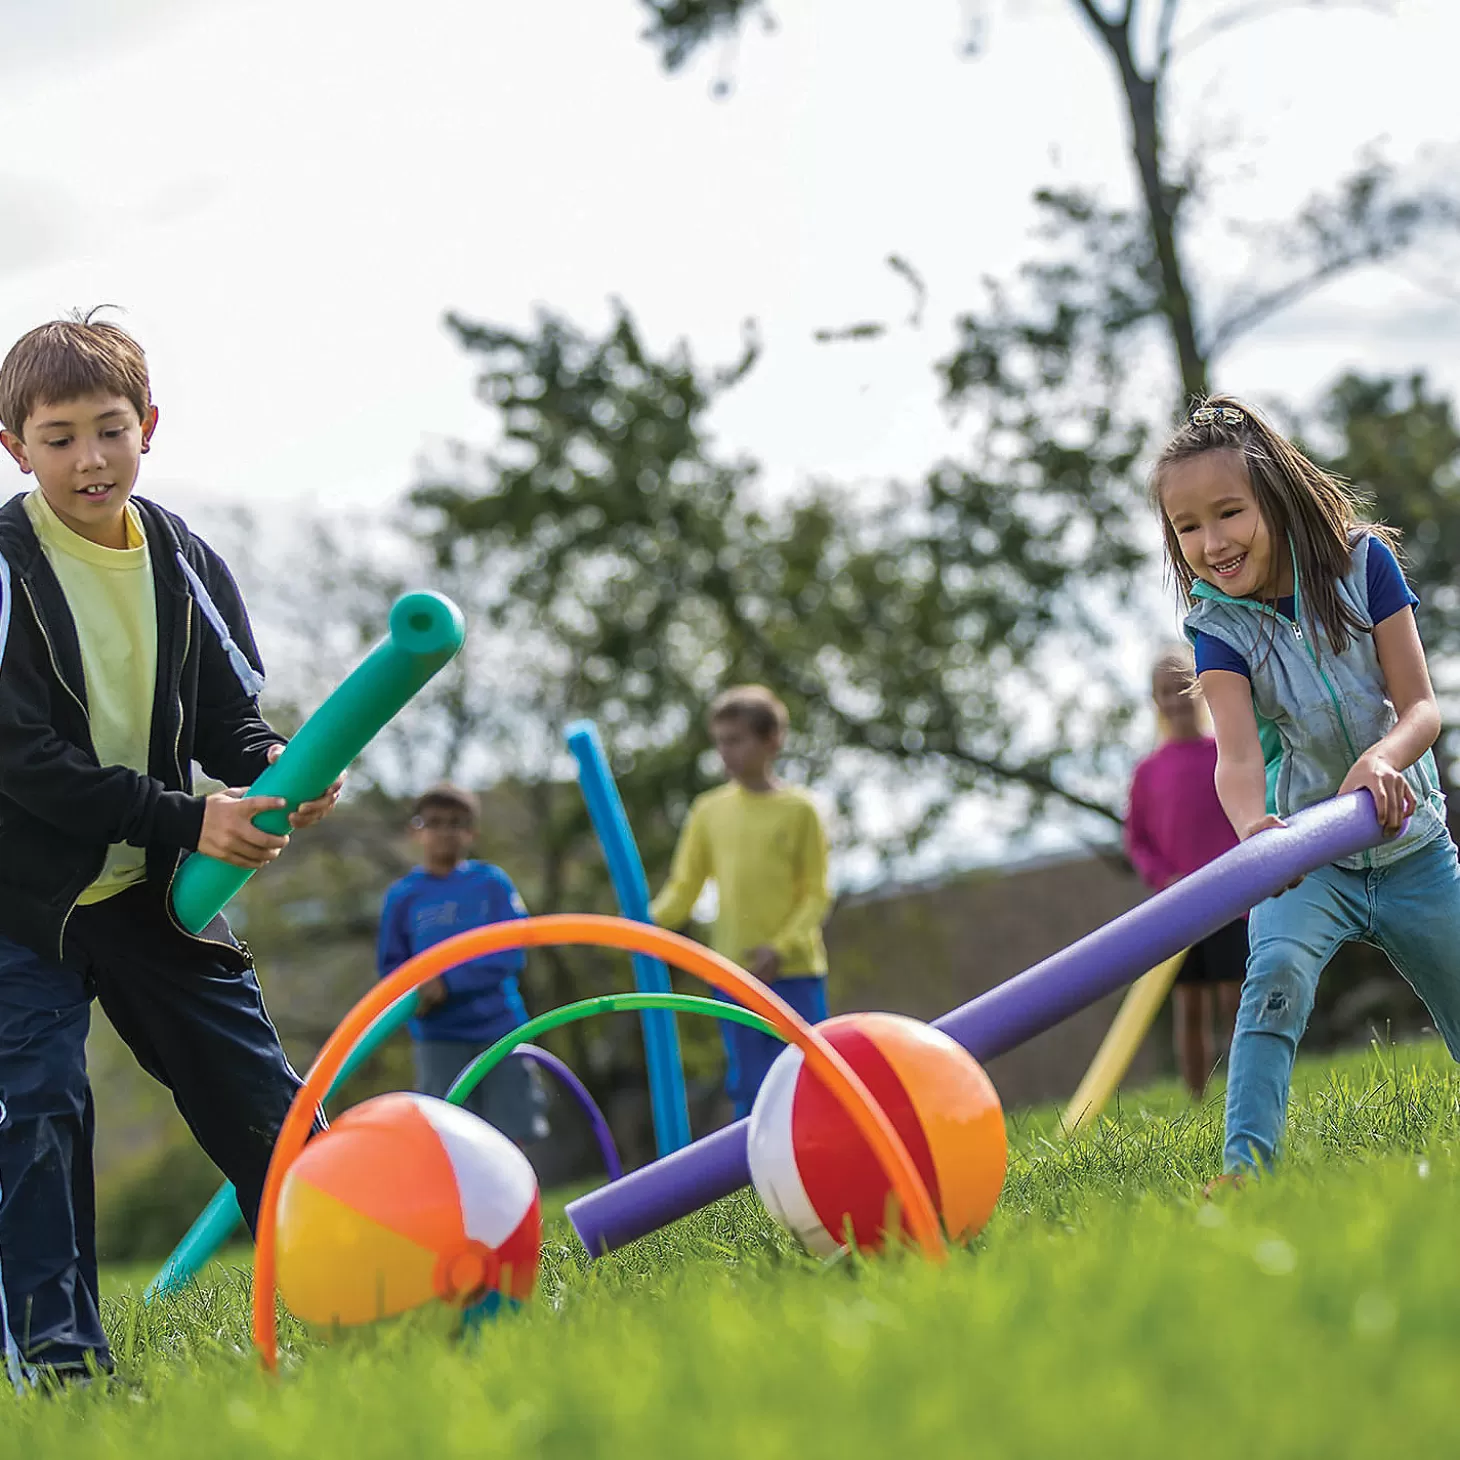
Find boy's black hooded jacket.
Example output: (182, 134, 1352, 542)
(0, 493, 285, 960)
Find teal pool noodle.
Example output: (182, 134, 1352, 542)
(144, 1183, 245, 1300)
(144, 992, 419, 1300)
(170, 591, 466, 934)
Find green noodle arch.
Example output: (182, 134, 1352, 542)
(446, 991, 782, 1106)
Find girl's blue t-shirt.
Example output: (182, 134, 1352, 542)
(1194, 537, 1418, 679)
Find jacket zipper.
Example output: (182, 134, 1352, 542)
(160, 602, 245, 955)
(13, 518, 250, 960)
(21, 580, 101, 955)
(1290, 605, 1379, 870)
(1224, 594, 1377, 867)
(20, 579, 88, 720)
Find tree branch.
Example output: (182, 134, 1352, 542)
(1155, 0, 1182, 74)
(920, 739, 1126, 826)
(1069, 0, 1123, 40)
(637, 0, 772, 72)
(812, 698, 1126, 826)
(1206, 161, 1459, 358)
(888, 253, 928, 329)
(1070, 0, 1207, 394)
(1173, 0, 1394, 61)
(1206, 268, 1345, 358)
(711, 572, 1126, 826)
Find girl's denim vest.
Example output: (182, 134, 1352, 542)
(1183, 534, 1447, 871)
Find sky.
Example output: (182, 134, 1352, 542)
(3, 0, 1457, 516)
(3, 0, 1458, 875)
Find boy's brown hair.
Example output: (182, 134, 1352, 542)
(411, 782, 480, 824)
(0, 308, 152, 440)
(708, 684, 789, 741)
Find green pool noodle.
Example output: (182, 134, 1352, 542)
(446, 992, 781, 1104)
(144, 992, 419, 1300)
(170, 590, 466, 934)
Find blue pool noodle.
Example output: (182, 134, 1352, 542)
(565, 720, 692, 1157)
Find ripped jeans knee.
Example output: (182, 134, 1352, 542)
(1236, 962, 1316, 1047)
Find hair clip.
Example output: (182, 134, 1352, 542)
(1190, 405, 1245, 427)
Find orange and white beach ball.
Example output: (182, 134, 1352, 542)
(276, 1092, 541, 1327)
(747, 1011, 1006, 1255)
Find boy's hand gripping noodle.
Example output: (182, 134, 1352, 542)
(170, 591, 466, 934)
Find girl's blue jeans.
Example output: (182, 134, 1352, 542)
(1224, 832, 1460, 1173)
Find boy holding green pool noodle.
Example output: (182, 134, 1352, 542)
(0, 312, 340, 1387)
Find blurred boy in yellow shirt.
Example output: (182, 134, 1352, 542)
(651, 686, 831, 1119)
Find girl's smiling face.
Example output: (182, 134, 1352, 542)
(1160, 448, 1290, 599)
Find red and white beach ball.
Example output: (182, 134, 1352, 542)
(747, 1011, 1007, 1255)
(276, 1092, 541, 1327)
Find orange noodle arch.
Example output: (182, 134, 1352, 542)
(252, 913, 945, 1368)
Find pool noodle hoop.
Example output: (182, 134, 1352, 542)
(450, 996, 782, 1180)
(447, 995, 784, 1182)
(252, 914, 945, 1369)
(146, 991, 779, 1299)
(511, 1044, 623, 1181)
(446, 991, 780, 1108)
(566, 720, 693, 1157)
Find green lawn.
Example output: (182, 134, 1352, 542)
(15, 1040, 1460, 1457)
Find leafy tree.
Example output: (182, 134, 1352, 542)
(411, 299, 1139, 881)
(641, 0, 1450, 391)
(1316, 372, 1460, 769)
(410, 1, 1456, 860)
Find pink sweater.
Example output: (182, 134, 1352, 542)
(1124, 736, 1239, 892)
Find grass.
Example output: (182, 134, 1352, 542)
(12, 1040, 1460, 1457)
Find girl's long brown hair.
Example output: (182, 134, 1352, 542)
(1150, 393, 1397, 658)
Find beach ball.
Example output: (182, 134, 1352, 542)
(276, 1092, 541, 1327)
(747, 1011, 1006, 1255)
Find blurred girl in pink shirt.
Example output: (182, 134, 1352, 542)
(1125, 646, 1247, 1097)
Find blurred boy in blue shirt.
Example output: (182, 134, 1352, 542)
(377, 783, 547, 1143)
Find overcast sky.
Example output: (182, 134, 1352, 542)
(3, 0, 1458, 876)
(2, 0, 1457, 524)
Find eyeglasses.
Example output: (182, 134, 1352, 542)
(1189, 405, 1246, 428)
(412, 816, 474, 832)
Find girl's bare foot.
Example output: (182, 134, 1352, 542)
(1202, 1171, 1247, 1199)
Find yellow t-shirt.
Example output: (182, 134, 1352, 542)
(650, 782, 831, 975)
(25, 490, 158, 904)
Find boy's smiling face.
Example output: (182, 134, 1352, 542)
(1, 391, 157, 549)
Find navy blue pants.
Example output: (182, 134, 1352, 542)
(719, 975, 829, 1121)
(0, 883, 312, 1375)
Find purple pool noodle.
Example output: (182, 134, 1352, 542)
(936, 793, 1391, 1060)
(567, 1122, 750, 1250)
(567, 792, 1390, 1255)
(514, 1044, 624, 1182)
